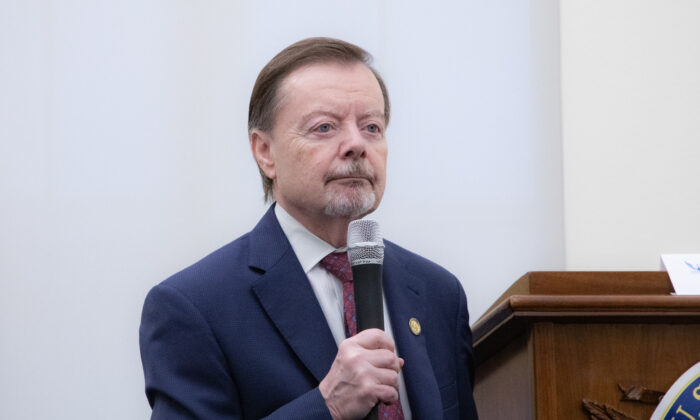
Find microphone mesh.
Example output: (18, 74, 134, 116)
(347, 219, 385, 266)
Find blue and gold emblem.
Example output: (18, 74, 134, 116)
(652, 362, 700, 420)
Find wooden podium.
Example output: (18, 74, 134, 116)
(472, 272, 700, 420)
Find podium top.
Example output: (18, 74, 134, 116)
(471, 271, 700, 365)
(478, 271, 674, 318)
(495, 271, 672, 297)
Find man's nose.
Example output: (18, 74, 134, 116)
(340, 125, 367, 159)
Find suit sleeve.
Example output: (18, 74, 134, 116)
(139, 283, 333, 420)
(455, 282, 480, 419)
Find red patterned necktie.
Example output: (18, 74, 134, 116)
(319, 252, 405, 420)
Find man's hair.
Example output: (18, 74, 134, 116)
(248, 37, 390, 202)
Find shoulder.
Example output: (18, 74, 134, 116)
(144, 231, 262, 324)
(163, 232, 253, 293)
(384, 239, 460, 285)
(143, 206, 291, 321)
(383, 239, 466, 306)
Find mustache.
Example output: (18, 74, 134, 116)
(323, 162, 376, 185)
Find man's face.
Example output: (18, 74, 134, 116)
(254, 61, 388, 223)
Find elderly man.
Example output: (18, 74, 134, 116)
(140, 37, 479, 420)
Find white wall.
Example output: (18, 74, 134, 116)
(0, 1, 564, 418)
(375, 0, 565, 321)
(560, 0, 700, 269)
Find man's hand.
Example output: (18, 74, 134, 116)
(319, 329, 404, 420)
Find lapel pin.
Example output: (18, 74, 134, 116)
(409, 317, 421, 336)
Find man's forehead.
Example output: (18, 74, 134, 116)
(276, 61, 383, 108)
(282, 61, 378, 89)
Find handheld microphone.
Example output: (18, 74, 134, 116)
(347, 220, 385, 420)
(347, 219, 385, 332)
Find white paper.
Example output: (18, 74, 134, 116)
(661, 254, 700, 295)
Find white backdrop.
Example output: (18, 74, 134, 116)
(1, 1, 564, 418)
(560, 0, 700, 269)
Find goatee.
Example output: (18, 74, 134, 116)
(323, 161, 378, 218)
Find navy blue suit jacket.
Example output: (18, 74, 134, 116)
(140, 205, 478, 419)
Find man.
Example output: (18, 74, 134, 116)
(140, 37, 479, 420)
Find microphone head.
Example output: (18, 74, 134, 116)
(347, 219, 385, 266)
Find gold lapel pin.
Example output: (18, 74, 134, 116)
(409, 318, 421, 336)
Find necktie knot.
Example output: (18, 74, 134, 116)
(319, 251, 356, 337)
(319, 252, 353, 284)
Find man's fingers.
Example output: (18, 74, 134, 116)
(354, 371, 400, 403)
(350, 328, 395, 351)
(321, 332, 405, 420)
(337, 337, 402, 373)
(372, 366, 400, 389)
(363, 348, 402, 372)
(372, 383, 400, 404)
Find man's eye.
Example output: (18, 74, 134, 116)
(366, 124, 380, 133)
(316, 123, 332, 133)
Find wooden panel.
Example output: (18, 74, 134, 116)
(549, 323, 700, 419)
(473, 273, 700, 419)
(474, 332, 534, 420)
(532, 323, 557, 420)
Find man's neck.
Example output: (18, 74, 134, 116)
(275, 202, 356, 248)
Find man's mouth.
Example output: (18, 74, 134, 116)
(324, 163, 376, 186)
(326, 176, 373, 186)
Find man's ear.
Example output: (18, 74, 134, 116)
(250, 130, 276, 180)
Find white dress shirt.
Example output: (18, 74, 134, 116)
(274, 204, 412, 419)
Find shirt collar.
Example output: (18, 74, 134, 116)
(274, 203, 344, 274)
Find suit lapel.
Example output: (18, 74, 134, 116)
(248, 206, 338, 383)
(245, 208, 442, 414)
(383, 244, 443, 418)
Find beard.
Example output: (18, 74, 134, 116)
(323, 161, 379, 218)
(324, 188, 376, 218)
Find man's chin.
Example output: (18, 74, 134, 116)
(323, 191, 377, 219)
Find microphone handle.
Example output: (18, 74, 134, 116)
(351, 263, 384, 420)
(352, 263, 384, 332)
